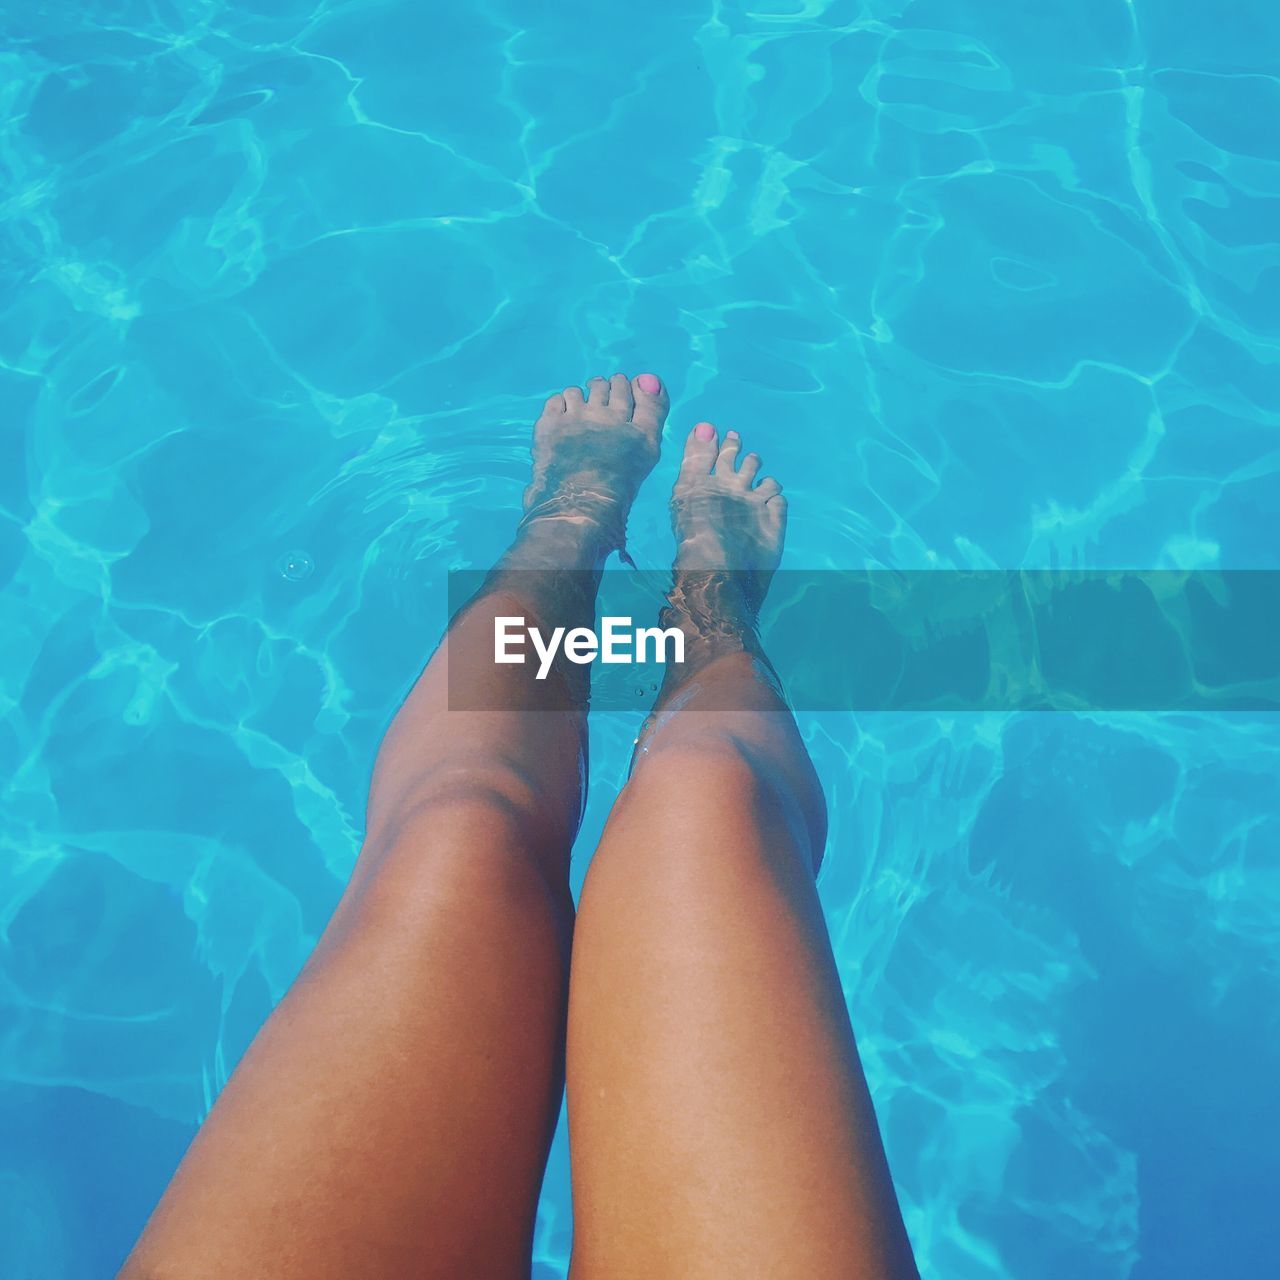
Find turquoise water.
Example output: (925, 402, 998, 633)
(2, 2, 1278, 1276)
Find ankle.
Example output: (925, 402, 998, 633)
(501, 509, 618, 573)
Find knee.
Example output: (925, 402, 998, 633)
(367, 760, 573, 862)
(630, 735, 768, 805)
(351, 769, 576, 928)
(333, 826, 574, 966)
(623, 734, 826, 870)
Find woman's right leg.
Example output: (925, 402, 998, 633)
(566, 423, 917, 1278)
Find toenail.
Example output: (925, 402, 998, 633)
(637, 373, 661, 395)
(694, 422, 715, 442)
(726, 430, 739, 439)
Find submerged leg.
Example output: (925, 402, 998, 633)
(566, 422, 917, 1279)
(122, 373, 668, 1280)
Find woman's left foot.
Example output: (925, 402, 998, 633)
(520, 373, 669, 555)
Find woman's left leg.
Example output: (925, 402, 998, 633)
(121, 373, 668, 1280)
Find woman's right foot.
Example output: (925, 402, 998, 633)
(634, 421, 790, 759)
(669, 420, 787, 606)
(650, 419, 789, 677)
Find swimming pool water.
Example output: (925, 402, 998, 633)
(2, 2, 1278, 1276)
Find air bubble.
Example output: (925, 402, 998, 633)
(278, 549, 314, 581)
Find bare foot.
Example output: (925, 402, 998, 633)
(518, 373, 669, 561)
(670, 420, 786, 607)
(482, 373, 668, 702)
(633, 420, 790, 758)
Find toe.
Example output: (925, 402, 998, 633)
(563, 385, 585, 409)
(755, 475, 782, 499)
(715, 429, 740, 476)
(609, 373, 634, 416)
(765, 493, 787, 532)
(631, 372, 670, 436)
(678, 420, 719, 478)
(586, 376, 609, 406)
(738, 451, 762, 485)
(543, 392, 566, 415)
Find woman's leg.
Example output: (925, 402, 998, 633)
(566, 422, 917, 1279)
(121, 373, 668, 1280)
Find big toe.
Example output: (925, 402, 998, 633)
(631, 372, 670, 436)
(678, 420, 719, 479)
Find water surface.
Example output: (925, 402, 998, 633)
(1, 2, 1277, 1276)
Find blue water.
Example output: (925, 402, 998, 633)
(2, 3, 1278, 1277)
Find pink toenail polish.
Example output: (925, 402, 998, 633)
(726, 430, 739, 439)
(694, 422, 715, 441)
(636, 373, 661, 395)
